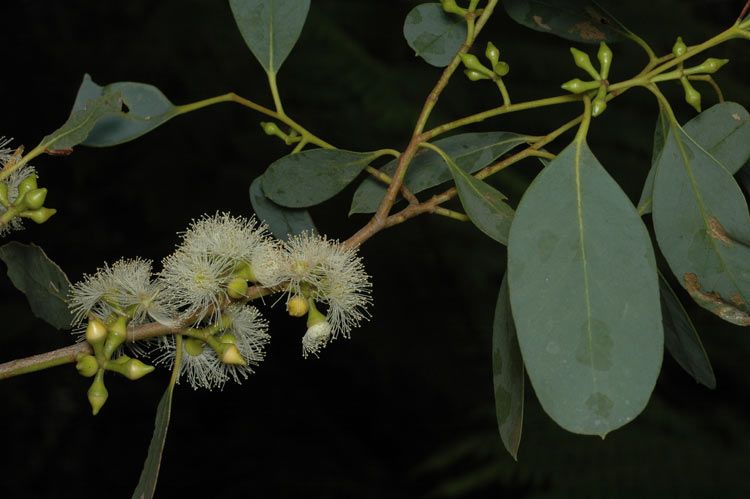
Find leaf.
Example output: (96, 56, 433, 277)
(403, 3, 468, 67)
(40, 91, 122, 153)
(0, 242, 72, 329)
(503, 0, 629, 43)
(659, 271, 716, 389)
(492, 274, 525, 460)
(132, 341, 182, 499)
(350, 132, 529, 215)
(250, 175, 317, 240)
(263, 149, 380, 208)
(652, 122, 750, 325)
(71, 74, 179, 147)
(639, 102, 750, 214)
(507, 138, 663, 436)
(228, 0, 311, 74)
(442, 153, 514, 244)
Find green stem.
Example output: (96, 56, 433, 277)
(495, 79, 511, 106)
(268, 71, 285, 115)
(434, 206, 470, 222)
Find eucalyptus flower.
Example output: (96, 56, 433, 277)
(0, 137, 36, 237)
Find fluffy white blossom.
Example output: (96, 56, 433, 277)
(157, 304, 270, 390)
(0, 137, 35, 237)
(69, 258, 169, 326)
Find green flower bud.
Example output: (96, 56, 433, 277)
(76, 355, 99, 378)
(116, 358, 155, 381)
(570, 47, 601, 80)
(485, 42, 500, 67)
(87, 371, 108, 416)
(493, 61, 510, 77)
(20, 207, 56, 224)
(0, 183, 9, 207)
(260, 122, 281, 136)
(561, 78, 600, 94)
(227, 277, 249, 299)
(681, 76, 702, 112)
(287, 295, 309, 317)
(184, 337, 206, 357)
(460, 53, 491, 74)
(22, 187, 47, 210)
(672, 36, 687, 57)
(217, 332, 237, 345)
(592, 98, 608, 117)
(86, 316, 108, 348)
(440, 0, 467, 16)
(597, 42, 613, 80)
(464, 69, 489, 81)
(233, 261, 257, 282)
(103, 315, 128, 359)
(17, 175, 38, 196)
(684, 58, 729, 75)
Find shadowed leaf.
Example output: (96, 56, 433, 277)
(250, 176, 317, 239)
(403, 3, 467, 67)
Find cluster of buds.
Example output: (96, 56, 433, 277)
(671, 37, 728, 112)
(561, 43, 613, 117)
(260, 121, 301, 146)
(460, 42, 510, 82)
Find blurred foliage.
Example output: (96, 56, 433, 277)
(1, 0, 749, 497)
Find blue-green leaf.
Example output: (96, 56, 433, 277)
(250, 176, 317, 239)
(41, 91, 122, 152)
(229, 0, 311, 73)
(503, 0, 628, 43)
(659, 271, 716, 389)
(350, 132, 529, 215)
(639, 102, 750, 214)
(71, 74, 179, 147)
(403, 3, 467, 67)
(508, 138, 663, 436)
(652, 121, 750, 325)
(132, 340, 182, 499)
(493, 274, 524, 460)
(263, 149, 380, 208)
(0, 242, 72, 329)
(442, 154, 514, 244)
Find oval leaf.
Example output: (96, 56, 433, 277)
(350, 132, 529, 215)
(503, 0, 628, 43)
(250, 175, 317, 240)
(639, 102, 750, 214)
(493, 274, 525, 460)
(41, 91, 122, 153)
(403, 3, 467, 67)
(229, 0, 311, 74)
(508, 139, 663, 436)
(442, 154, 514, 244)
(263, 149, 379, 208)
(71, 74, 179, 147)
(659, 271, 716, 389)
(0, 242, 72, 329)
(132, 345, 182, 499)
(652, 123, 750, 324)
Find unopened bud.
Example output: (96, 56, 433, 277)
(685, 58, 729, 75)
(227, 277, 249, 299)
(184, 337, 206, 357)
(221, 344, 246, 366)
(561, 78, 600, 94)
(672, 37, 687, 57)
(260, 122, 282, 136)
(87, 371, 108, 415)
(21, 207, 56, 224)
(440, 0, 467, 16)
(118, 358, 155, 380)
(76, 355, 99, 377)
(217, 332, 237, 345)
(86, 316, 108, 347)
(103, 315, 128, 359)
(464, 69, 489, 81)
(23, 188, 47, 210)
(493, 61, 510, 77)
(17, 175, 38, 196)
(570, 47, 601, 80)
(597, 43, 612, 80)
(287, 296, 309, 317)
(681, 77, 702, 112)
(485, 42, 500, 67)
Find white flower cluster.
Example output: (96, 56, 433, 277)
(68, 212, 373, 390)
(0, 137, 35, 237)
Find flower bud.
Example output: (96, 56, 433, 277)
(592, 98, 608, 117)
(485, 42, 500, 67)
(287, 295, 309, 317)
(86, 316, 108, 348)
(464, 69, 489, 81)
(460, 53, 491, 75)
(561, 78, 599, 94)
(103, 315, 128, 359)
(220, 344, 246, 366)
(119, 358, 155, 381)
(672, 36, 687, 57)
(493, 61, 510, 77)
(227, 277, 249, 299)
(260, 122, 282, 136)
(570, 47, 601, 80)
(87, 371, 108, 416)
(681, 77, 702, 112)
(76, 355, 99, 378)
(217, 332, 237, 345)
(17, 175, 38, 196)
(597, 43, 612, 80)
(684, 58, 729, 75)
(233, 261, 257, 282)
(440, 0, 466, 16)
(21, 207, 56, 224)
(23, 187, 47, 210)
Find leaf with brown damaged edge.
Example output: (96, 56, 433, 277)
(684, 272, 750, 326)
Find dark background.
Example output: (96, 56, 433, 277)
(2, 1, 750, 497)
